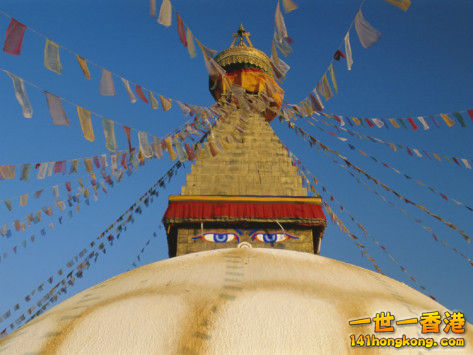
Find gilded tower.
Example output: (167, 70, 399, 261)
(163, 26, 326, 257)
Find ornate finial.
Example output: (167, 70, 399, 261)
(231, 24, 253, 48)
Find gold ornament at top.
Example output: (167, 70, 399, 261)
(214, 25, 273, 76)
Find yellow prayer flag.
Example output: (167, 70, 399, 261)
(388, 118, 400, 128)
(328, 63, 338, 93)
(164, 137, 177, 160)
(77, 106, 95, 142)
(440, 113, 455, 127)
(352, 118, 361, 126)
(186, 27, 197, 58)
(149, 91, 159, 109)
(84, 158, 93, 172)
(282, 0, 298, 13)
(432, 153, 442, 162)
(19, 194, 28, 207)
(159, 95, 172, 112)
(76, 55, 91, 79)
(384, 0, 411, 11)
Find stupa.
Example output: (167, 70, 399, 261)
(0, 26, 471, 354)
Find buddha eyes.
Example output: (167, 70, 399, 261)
(193, 233, 239, 243)
(250, 232, 298, 243)
(193, 232, 297, 243)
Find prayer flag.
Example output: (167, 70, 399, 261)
(4, 199, 12, 211)
(467, 109, 473, 122)
(282, 0, 298, 13)
(20, 164, 31, 181)
(54, 160, 66, 174)
(195, 37, 217, 59)
(275, 1, 291, 43)
(186, 27, 196, 58)
(123, 126, 133, 152)
(76, 55, 91, 79)
(150, 0, 156, 16)
(37, 163, 47, 179)
(440, 113, 455, 127)
(273, 31, 292, 57)
(70, 159, 79, 174)
(461, 159, 471, 169)
(52, 185, 59, 197)
(372, 118, 384, 128)
(309, 90, 324, 111)
(121, 78, 136, 103)
(184, 142, 196, 161)
(320, 73, 333, 100)
(157, 0, 172, 27)
(45, 92, 70, 126)
(176, 13, 187, 47)
(44, 39, 62, 74)
(177, 101, 191, 116)
(328, 63, 338, 93)
(164, 137, 177, 160)
(354, 10, 381, 49)
(452, 112, 467, 127)
(84, 158, 93, 172)
(102, 118, 118, 152)
(159, 95, 172, 112)
(135, 85, 149, 103)
(152, 137, 163, 158)
(384, 0, 411, 11)
(77, 106, 95, 142)
(99, 69, 115, 96)
(19, 194, 28, 207)
(333, 49, 345, 61)
(138, 131, 153, 158)
(0, 165, 16, 179)
(344, 32, 353, 70)
(7, 72, 33, 118)
(417, 116, 429, 130)
(3, 19, 26, 55)
(407, 117, 418, 130)
(149, 91, 159, 109)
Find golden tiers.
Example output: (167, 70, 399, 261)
(214, 46, 273, 76)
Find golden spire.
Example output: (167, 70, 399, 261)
(230, 24, 253, 48)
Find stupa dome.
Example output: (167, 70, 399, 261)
(1, 248, 470, 353)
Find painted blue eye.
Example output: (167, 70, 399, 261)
(193, 233, 239, 243)
(250, 232, 298, 243)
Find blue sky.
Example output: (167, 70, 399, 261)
(0, 0, 472, 332)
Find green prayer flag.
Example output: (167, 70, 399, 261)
(452, 112, 467, 127)
(397, 119, 408, 129)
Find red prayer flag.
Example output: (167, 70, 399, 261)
(365, 118, 374, 127)
(123, 126, 132, 152)
(176, 13, 187, 47)
(3, 19, 26, 55)
(65, 181, 72, 192)
(135, 85, 149, 103)
(452, 157, 461, 166)
(333, 49, 345, 61)
(467, 109, 473, 122)
(407, 117, 418, 130)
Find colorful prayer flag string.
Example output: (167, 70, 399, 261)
(310, 114, 473, 170)
(318, 109, 473, 130)
(0, 10, 210, 114)
(0, 159, 187, 337)
(285, 121, 472, 243)
(305, 116, 473, 212)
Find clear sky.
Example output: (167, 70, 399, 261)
(0, 0, 472, 332)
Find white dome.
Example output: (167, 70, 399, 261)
(1, 248, 470, 354)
